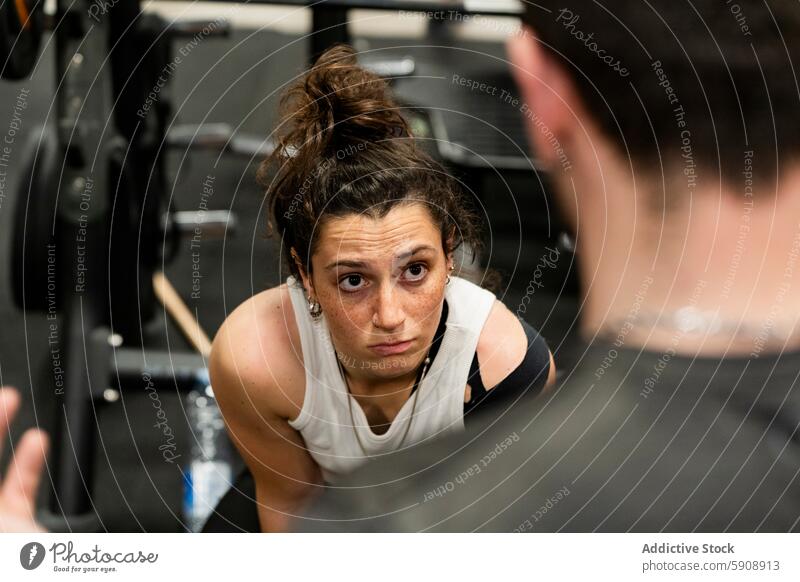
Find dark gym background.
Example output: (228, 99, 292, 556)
(0, 4, 579, 531)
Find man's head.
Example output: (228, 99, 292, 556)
(509, 2, 800, 350)
(511, 1, 800, 206)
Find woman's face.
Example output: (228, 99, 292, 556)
(301, 202, 451, 380)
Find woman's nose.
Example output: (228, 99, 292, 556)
(371, 282, 405, 330)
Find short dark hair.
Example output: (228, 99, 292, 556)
(258, 44, 482, 281)
(523, 1, 800, 192)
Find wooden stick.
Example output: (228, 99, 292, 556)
(152, 271, 212, 359)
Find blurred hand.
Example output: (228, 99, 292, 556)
(0, 387, 49, 533)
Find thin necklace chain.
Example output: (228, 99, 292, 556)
(337, 354, 431, 458)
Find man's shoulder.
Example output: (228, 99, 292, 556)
(293, 342, 800, 532)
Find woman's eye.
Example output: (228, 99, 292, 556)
(403, 263, 428, 282)
(339, 274, 366, 292)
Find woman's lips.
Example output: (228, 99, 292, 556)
(369, 340, 413, 356)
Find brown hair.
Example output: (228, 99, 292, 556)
(257, 44, 483, 282)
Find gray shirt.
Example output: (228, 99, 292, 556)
(290, 341, 800, 532)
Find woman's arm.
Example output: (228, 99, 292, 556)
(544, 350, 557, 390)
(468, 301, 555, 412)
(209, 295, 322, 533)
(477, 301, 555, 388)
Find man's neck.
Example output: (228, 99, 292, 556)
(572, 171, 800, 356)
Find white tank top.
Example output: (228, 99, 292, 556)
(286, 275, 496, 484)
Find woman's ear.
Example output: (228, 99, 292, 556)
(290, 248, 315, 298)
(443, 233, 455, 275)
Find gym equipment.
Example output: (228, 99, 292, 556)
(7, 0, 234, 529)
(3, 0, 568, 532)
(238, 1, 522, 62)
(153, 272, 213, 358)
(0, 0, 43, 79)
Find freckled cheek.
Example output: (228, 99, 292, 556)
(317, 281, 445, 334)
(405, 283, 446, 330)
(318, 290, 374, 335)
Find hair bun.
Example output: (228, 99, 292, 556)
(277, 44, 409, 157)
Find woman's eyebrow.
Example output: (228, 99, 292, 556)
(325, 259, 367, 270)
(395, 245, 437, 261)
(325, 245, 436, 270)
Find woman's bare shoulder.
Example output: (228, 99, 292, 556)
(476, 300, 556, 391)
(476, 300, 528, 390)
(209, 284, 305, 420)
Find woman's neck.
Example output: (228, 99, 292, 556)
(342, 366, 420, 400)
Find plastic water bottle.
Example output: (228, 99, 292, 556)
(183, 369, 235, 532)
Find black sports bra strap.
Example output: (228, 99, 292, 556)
(468, 350, 487, 402)
(464, 317, 551, 416)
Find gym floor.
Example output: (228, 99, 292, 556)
(0, 3, 579, 531)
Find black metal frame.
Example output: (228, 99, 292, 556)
(172, 1, 522, 62)
(11, 0, 528, 532)
(35, 0, 186, 528)
(232, 0, 521, 17)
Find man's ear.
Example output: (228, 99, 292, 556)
(290, 248, 314, 298)
(506, 26, 579, 169)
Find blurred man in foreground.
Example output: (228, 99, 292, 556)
(291, 1, 800, 531)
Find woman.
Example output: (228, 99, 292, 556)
(209, 45, 555, 533)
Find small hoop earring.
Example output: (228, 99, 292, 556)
(308, 298, 322, 319)
(446, 275, 451, 286)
